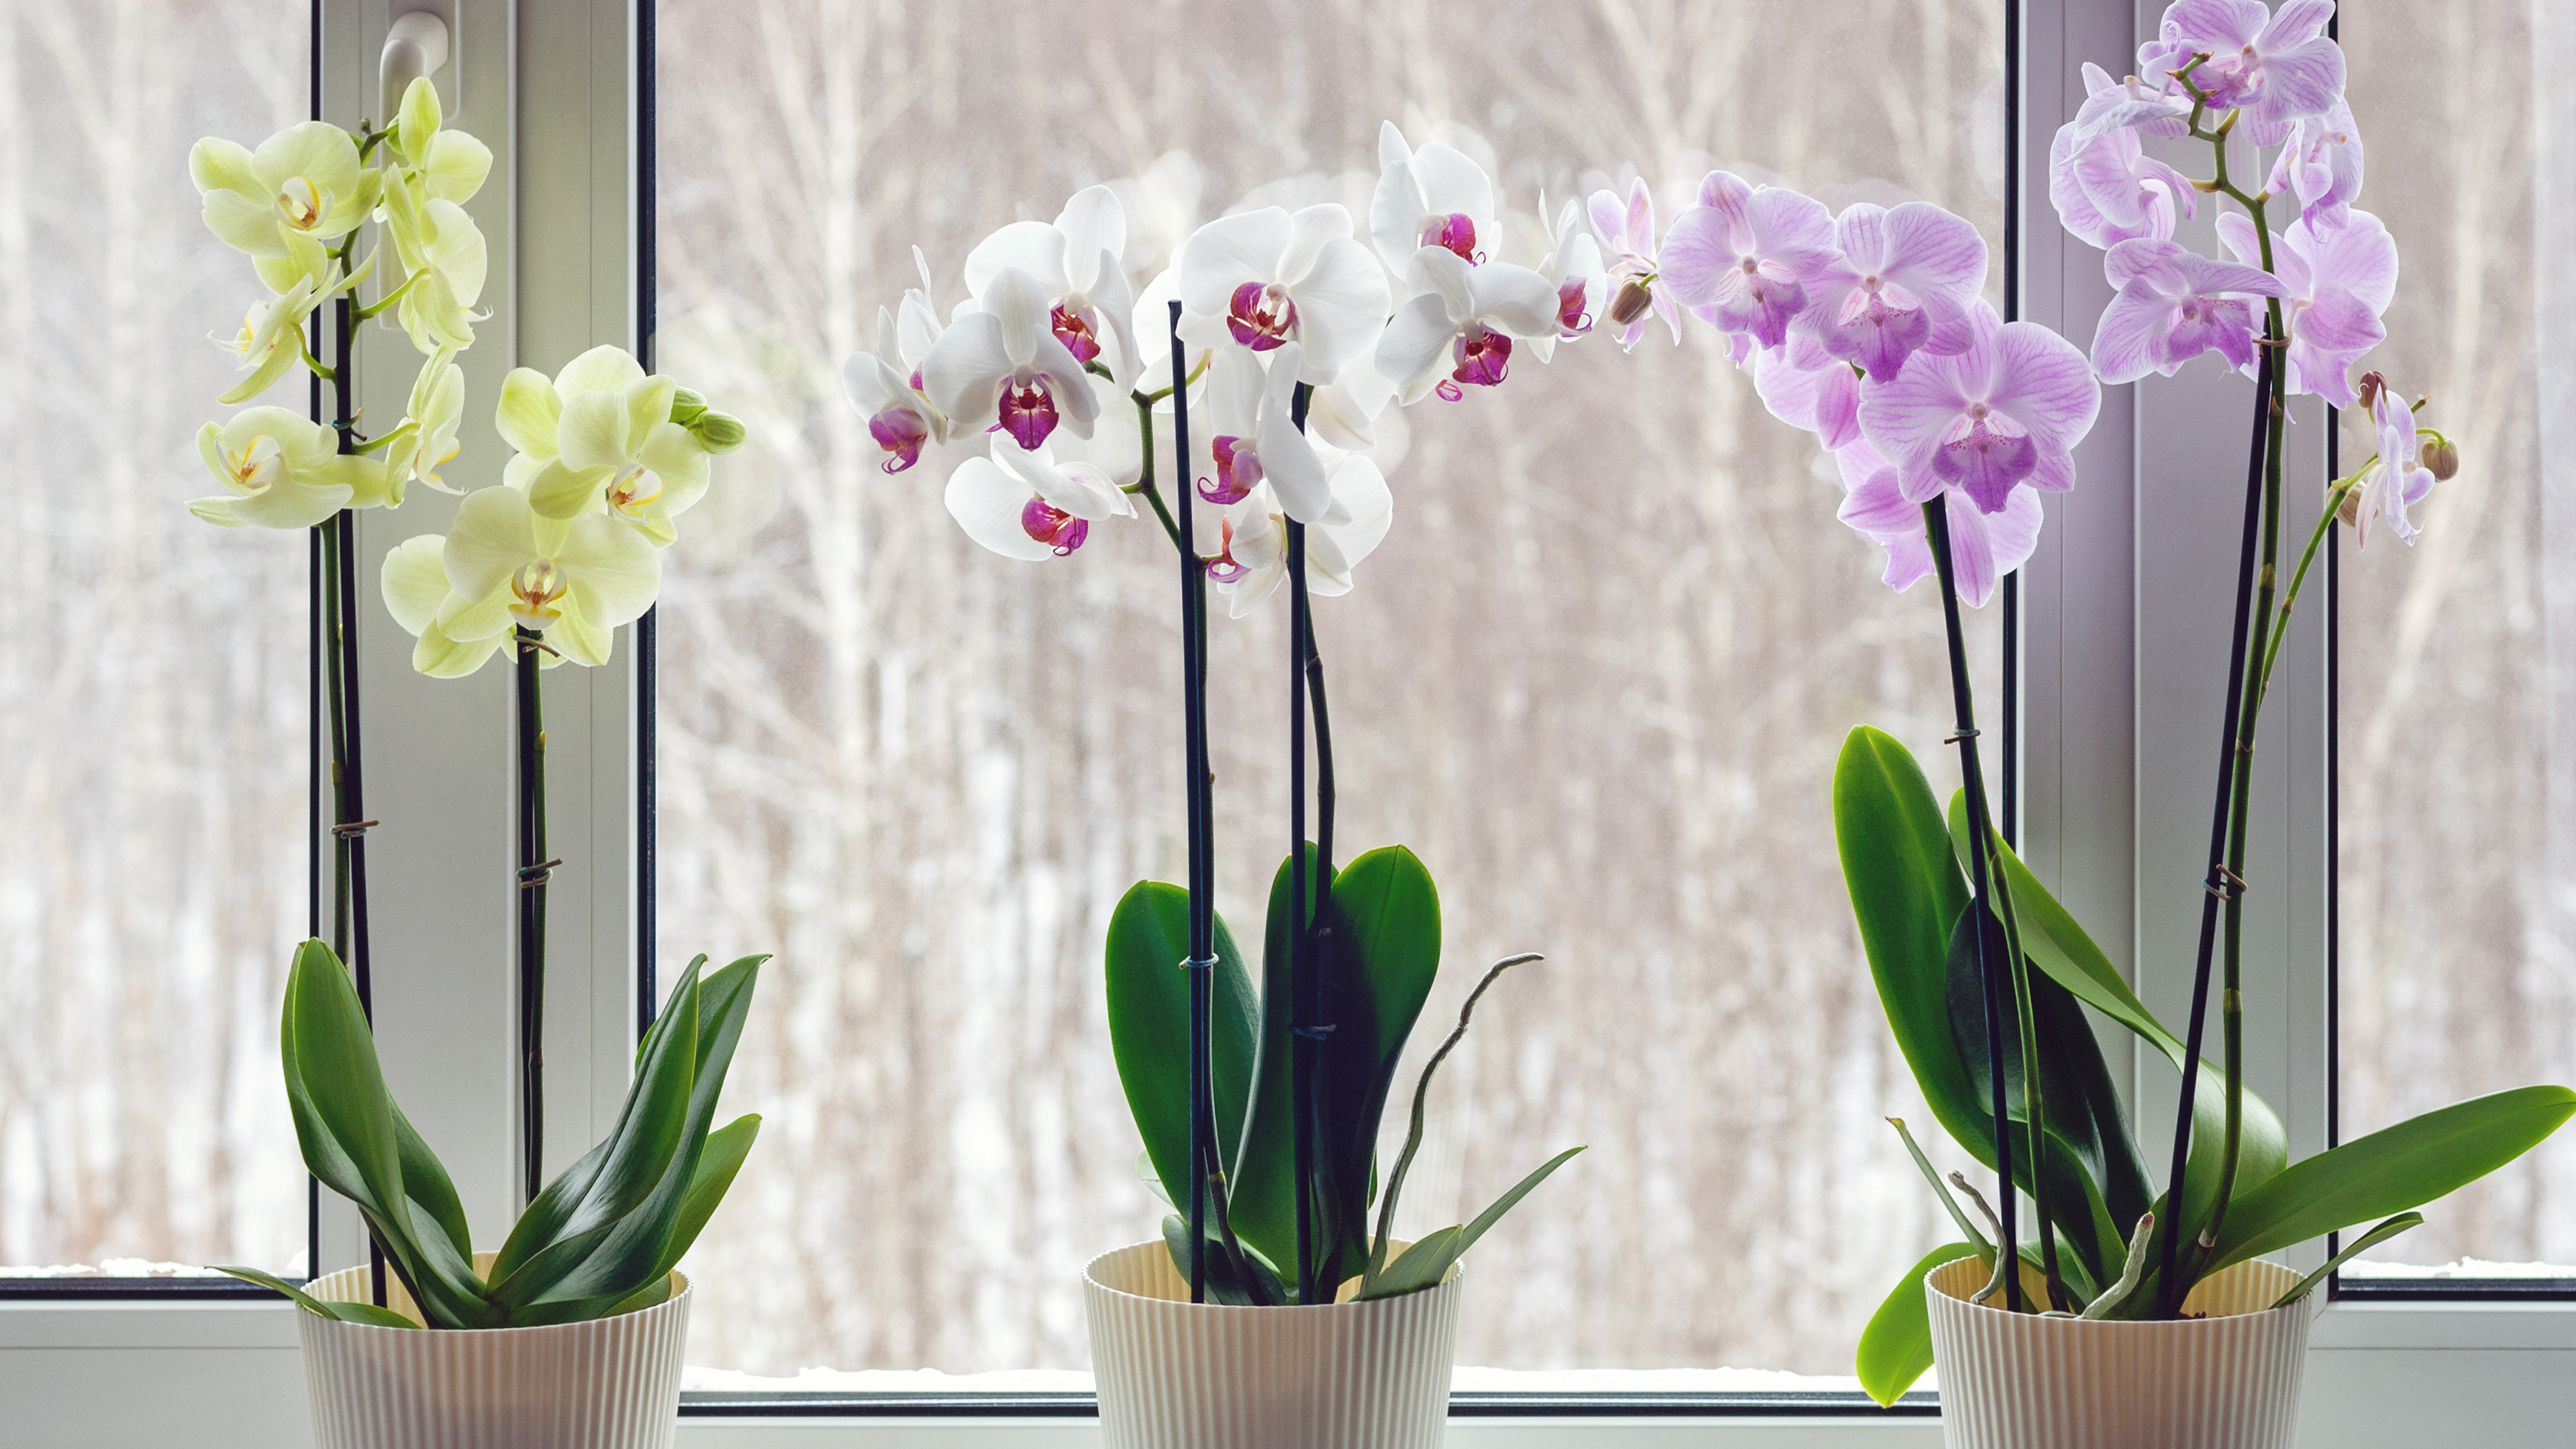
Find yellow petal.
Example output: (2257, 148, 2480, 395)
(496, 368, 562, 456)
(380, 534, 452, 634)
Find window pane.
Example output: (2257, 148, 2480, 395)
(657, 0, 2003, 1377)
(2336, 1, 2576, 1278)
(0, 4, 309, 1276)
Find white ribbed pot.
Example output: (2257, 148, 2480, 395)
(1084, 1240, 1462, 1449)
(297, 1254, 691, 1449)
(1923, 1254, 2316, 1449)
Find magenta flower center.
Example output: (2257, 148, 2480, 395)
(1051, 302, 1103, 365)
(1556, 277, 1593, 337)
(996, 376, 1060, 451)
(1202, 434, 1261, 504)
(1932, 404, 2039, 513)
(1203, 517, 1249, 583)
(1019, 497, 1088, 556)
(869, 406, 928, 474)
(1439, 325, 1512, 401)
(1421, 212, 1478, 261)
(1227, 281, 1297, 351)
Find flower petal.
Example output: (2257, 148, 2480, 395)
(963, 220, 1070, 300)
(1287, 236, 1390, 382)
(444, 484, 540, 600)
(944, 456, 1056, 560)
(556, 390, 633, 472)
(558, 514, 664, 628)
(920, 311, 1011, 427)
(381, 534, 454, 635)
(1180, 208, 1289, 317)
(555, 343, 644, 395)
(1991, 319, 2102, 452)
(1373, 293, 1458, 396)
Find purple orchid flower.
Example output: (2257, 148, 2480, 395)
(1659, 171, 1839, 355)
(2072, 61, 2196, 140)
(2268, 99, 2365, 227)
(2353, 381, 2434, 549)
(1752, 336, 1862, 451)
(2052, 66, 2201, 250)
(1797, 202, 1987, 383)
(2217, 209, 2395, 408)
(1858, 300, 2101, 513)
(2138, 0, 2344, 138)
(2088, 237, 2287, 384)
(1834, 437, 2042, 608)
(1585, 179, 1683, 350)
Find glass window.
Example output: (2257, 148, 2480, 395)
(0, 3, 310, 1278)
(2336, 0, 2576, 1282)
(653, 0, 2005, 1382)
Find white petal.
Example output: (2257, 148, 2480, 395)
(944, 457, 1056, 560)
(1468, 262, 1562, 338)
(1406, 245, 1477, 325)
(1257, 408, 1332, 523)
(1375, 293, 1459, 393)
(1286, 238, 1393, 382)
(1407, 143, 1496, 233)
(920, 312, 1011, 426)
(1179, 209, 1289, 317)
(1321, 456, 1393, 568)
(983, 269, 1049, 369)
(1054, 186, 1126, 293)
(963, 220, 1070, 299)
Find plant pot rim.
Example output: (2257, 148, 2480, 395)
(303, 1261, 691, 1338)
(1082, 1239, 1459, 1314)
(1924, 1254, 2305, 1329)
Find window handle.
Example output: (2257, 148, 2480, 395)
(381, 10, 452, 121)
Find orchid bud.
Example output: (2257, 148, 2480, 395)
(2424, 438, 2459, 481)
(690, 410, 747, 454)
(2337, 486, 2364, 528)
(667, 386, 709, 425)
(2354, 372, 2383, 412)
(1608, 279, 1655, 327)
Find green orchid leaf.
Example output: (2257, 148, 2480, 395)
(1855, 1242, 1980, 1407)
(601, 1271, 677, 1319)
(1355, 1147, 1583, 1303)
(2206, 1086, 2576, 1274)
(1940, 794, 2290, 1253)
(487, 957, 704, 1301)
(1314, 846, 1443, 1286)
(512, 954, 766, 1323)
(1105, 881, 1259, 1250)
(214, 1264, 416, 1328)
(1350, 1225, 1463, 1301)
(391, 1101, 473, 1270)
(642, 1112, 758, 1285)
(2268, 1212, 2423, 1310)
(1888, 1118, 1992, 1256)
(1160, 1214, 1289, 1307)
(1231, 846, 1330, 1279)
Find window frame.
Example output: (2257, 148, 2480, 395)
(5, 1, 2574, 1445)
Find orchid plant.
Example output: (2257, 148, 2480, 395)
(1794, 1, 2572, 1405)
(851, 124, 1595, 1306)
(184, 82, 754, 1316)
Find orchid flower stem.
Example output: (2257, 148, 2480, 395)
(513, 626, 550, 1208)
(1921, 498, 2019, 1314)
(2257, 477, 2365, 712)
(1167, 302, 1215, 1306)
(1130, 399, 1181, 550)
(322, 284, 387, 1310)
(1983, 829, 2070, 1311)
(354, 268, 421, 322)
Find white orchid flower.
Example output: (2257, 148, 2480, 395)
(1368, 120, 1499, 274)
(1374, 245, 1560, 404)
(189, 406, 389, 530)
(383, 350, 466, 499)
(1527, 193, 1607, 363)
(397, 484, 663, 672)
(189, 120, 372, 267)
(943, 431, 1136, 561)
(963, 186, 1142, 384)
(920, 267, 1099, 451)
(499, 345, 710, 547)
(1175, 204, 1390, 384)
(844, 253, 968, 474)
(1193, 344, 1334, 524)
(1203, 449, 1395, 618)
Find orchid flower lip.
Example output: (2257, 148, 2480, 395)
(997, 376, 1061, 450)
(1019, 497, 1087, 555)
(1226, 280, 1297, 351)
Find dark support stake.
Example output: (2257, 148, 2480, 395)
(514, 626, 550, 1207)
(2157, 343, 2278, 1314)
(1284, 381, 1332, 1306)
(1170, 302, 1214, 1305)
(1923, 500, 2018, 1313)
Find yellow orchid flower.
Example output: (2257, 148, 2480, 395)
(188, 408, 389, 530)
(497, 345, 715, 547)
(189, 121, 369, 261)
(381, 485, 662, 676)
